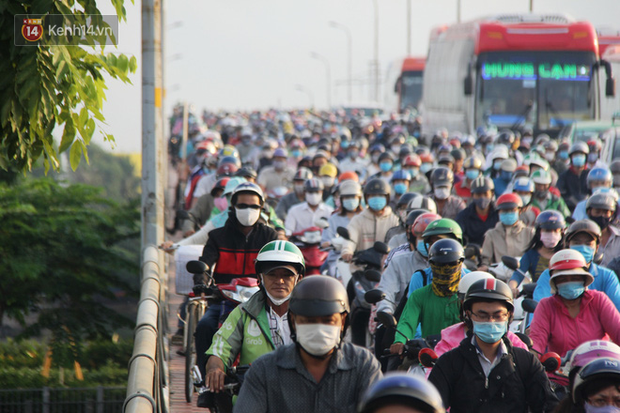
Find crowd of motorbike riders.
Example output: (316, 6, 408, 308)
(161, 107, 620, 413)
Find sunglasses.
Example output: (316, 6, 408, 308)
(236, 204, 262, 210)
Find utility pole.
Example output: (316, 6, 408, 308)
(329, 21, 353, 104)
(373, 0, 380, 102)
(407, 0, 411, 55)
(142, 0, 165, 249)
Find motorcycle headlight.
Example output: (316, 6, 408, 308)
(237, 285, 260, 303)
(304, 230, 321, 244)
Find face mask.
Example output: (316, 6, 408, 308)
(544, 152, 555, 161)
(394, 183, 408, 195)
(434, 187, 450, 200)
(588, 153, 599, 164)
(235, 207, 261, 226)
(430, 262, 461, 297)
(342, 198, 359, 211)
(242, 138, 251, 146)
(590, 215, 612, 231)
(535, 190, 547, 200)
(500, 170, 513, 182)
(485, 144, 495, 155)
(493, 160, 503, 170)
(420, 163, 432, 173)
(294, 183, 305, 195)
(584, 402, 620, 413)
(466, 169, 479, 181)
(559, 150, 569, 160)
(295, 323, 341, 357)
(557, 281, 586, 300)
(499, 211, 519, 226)
(371, 154, 380, 164)
(474, 197, 491, 210)
(391, 145, 401, 154)
(540, 231, 562, 249)
(348, 150, 359, 159)
(572, 154, 586, 167)
(570, 244, 595, 264)
(521, 194, 532, 205)
(407, 168, 419, 178)
(416, 240, 428, 257)
(472, 320, 508, 344)
(592, 187, 611, 194)
(273, 160, 286, 170)
(306, 192, 322, 206)
(368, 196, 387, 211)
(321, 177, 335, 187)
(292, 149, 302, 158)
(341, 141, 350, 149)
(380, 162, 392, 172)
(214, 196, 228, 211)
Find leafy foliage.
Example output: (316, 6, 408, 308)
(0, 178, 140, 342)
(0, 0, 136, 173)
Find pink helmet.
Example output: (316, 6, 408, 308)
(566, 340, 620, 382)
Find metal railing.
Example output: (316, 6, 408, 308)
(124, 246, 169, 413)
(0, 386, 125, 413)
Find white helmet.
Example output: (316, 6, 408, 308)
(549, 249, 594, 293)
(339, 180, 362, 197)
(458, 271, 494, 299)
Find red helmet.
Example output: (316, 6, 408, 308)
(339, 171, 359, 182)
(412, 212, 442, 237)
(496, 193, 523, 210)
(420, 153, 434, 164)
(403, 154, 422, 167)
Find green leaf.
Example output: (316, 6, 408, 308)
(59, 120, 76, 153)
(69, 141, 82, 171)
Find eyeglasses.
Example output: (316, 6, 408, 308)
(587, 396, 620, 408)
(470, 311, 509, 322)
(236, 204, 262, 210)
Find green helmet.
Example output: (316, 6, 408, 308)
(255, 240, 305, 276)
(531, 169, 552, 185)
(422, 218, 463, 244)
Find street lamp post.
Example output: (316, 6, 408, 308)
(329, 21, 352, 104)
(295, 85, 315, 108)
(310, 52, 332, 109)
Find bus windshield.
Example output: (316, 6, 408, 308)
(475, 51, 597, 133)
(400, 71, 423, 111)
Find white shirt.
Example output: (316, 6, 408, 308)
(472, 336, 508, 378)
(284, 202, 334, 235)
(268, 306, 291, 348)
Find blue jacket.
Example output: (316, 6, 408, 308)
(533, 263, 620, 311)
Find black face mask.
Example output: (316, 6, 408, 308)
(590, 215, 611, 231)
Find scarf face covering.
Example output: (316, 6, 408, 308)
(430, 262, 461, 297)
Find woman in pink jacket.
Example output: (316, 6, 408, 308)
(529, 249, 620, 358)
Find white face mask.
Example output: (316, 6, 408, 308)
(321, 176, 335, 187)
(434, 187, 450, 200)
(306, 192, 322, 206)
(235, 207, 261, 226)
(295, 323, 341, 356)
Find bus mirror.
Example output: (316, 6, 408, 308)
(394, 76, 401, 93)
(606, 78, 616, 98)
(464, 74, 473, 96)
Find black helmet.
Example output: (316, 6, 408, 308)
(610, 159, 620, 174)
(358, 373, 446, 413)
(463, 278, 514, 313)
(586, 192, 617, 212)
(569, 141, 590, 156)
(565, 219, 602, 245)
(378, 152, 394, 162)
(535, 210, 566, 230)
(407, 195, 437, 214)
(496, 129, 515, 146)
(289, 275, 349, 316)
(405, 208, 430, 228)
(572, 357, 620, 405)
(470, 176, 494, 194)
(397, 192, 419, 210)
(304, 177, 324, 192)
(234, 166, 258, 180)
(428, 239, 465, 265)
(364, 178, 391, 199)
(430, 166, 454, 187)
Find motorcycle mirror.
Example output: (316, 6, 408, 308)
(522, 298, 538, 313)
(186, 260, 208, 274)
(364, 289, 386, 304)
(540, 352, 561, 373)
(593, 252, 604, 266)
(176, 209, 190, 220)
(373, 241, 390, 255)
(314, 217, 329, 230)
(521, 282, 537, 298)
(418, 347, 438, 368)
(501, 255, 519, 271)
(515, 332, 533, 350)
(364, 269, 382, 283)
(376, 310, 398, 329)
(336, 226, 351, 240)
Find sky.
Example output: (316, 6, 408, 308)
(93, 0, 620, 153)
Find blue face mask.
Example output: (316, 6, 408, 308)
(557, 281, 586, 300)
(559, 150, 569, 160)
(416, 240, 428, 257)
(342, 198, 359, 212)
(406, 168, 419, 178)
(572, 154, 586, 167)
(380, 162, 393, 172)
(472, 320, 508, 344)
(584, 402, 620, 413)
(493, 160, 503, 170)
(500, 170, 513, 182)
(466, 169, 479, 181)
(499, 211, 519, 226)
(291, 149, 302, 158)
(570, 244, 595, 264)
(368, 196, 387, 211)
(420, 163, 432, 173)
(394, 183, 407, 195)
(341, 141, 350, 149)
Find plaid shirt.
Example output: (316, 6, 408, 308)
(268, 306, 291, 348)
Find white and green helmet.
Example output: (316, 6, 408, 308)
(255, 240, 305, 275)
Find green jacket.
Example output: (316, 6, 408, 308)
(206, 291, 275, 371)
(530, 193, 571, 218)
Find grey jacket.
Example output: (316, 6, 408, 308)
(234, 342, 382, 413)
(377, 250, 428, 314)
(275, 192, 303, 221)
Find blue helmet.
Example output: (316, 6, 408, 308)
(358, 373, 445, 413)
(587, 167, 613, 188)
(513, 177, 535, 193)
(391, 170, 412, 182)
(535, 210, 565, 230)
(370, 143, 385, 154)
